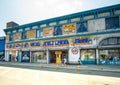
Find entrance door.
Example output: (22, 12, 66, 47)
(49, 50, 68, 64)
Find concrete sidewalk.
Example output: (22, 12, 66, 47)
(1, 66, 120, 85)
(0, 61, 120, 72)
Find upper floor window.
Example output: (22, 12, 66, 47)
(49, 22, 57, 26)
(54, 26, 62, 36)
(76, 22, 87, 33)
(7, 31, 10, 35)
(59, 20, 68, 24)
(32, 26, 38, 29)
(25, 27, 30, 31)
(70, 17, 80, 22)
(36, 30, 40, 38)
(22, 31, 27, 39)
(12, 30, 16, 33)
(105, 16, 119, 30)
(98, 12, 110, 18)
(9, 34, 13, 41)
(40, 24, 47, 28)
(18, 29, 23, 32)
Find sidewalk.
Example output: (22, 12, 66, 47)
(0, 61, 120, 72)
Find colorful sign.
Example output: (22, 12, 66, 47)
(14, 32, 21, 41)
(55, 51, 62, 54)
(22, 51, 30, 62)
(27, 30, 36, 39)
(63, 23, 76, 35)
(43, 27, 54, 37)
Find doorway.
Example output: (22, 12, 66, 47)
(49, 50, 68, 64)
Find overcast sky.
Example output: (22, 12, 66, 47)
(0, 0, 120, 36)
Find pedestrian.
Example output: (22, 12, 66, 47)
(64, 57, 67, 66)
(78, 57, 82, 65)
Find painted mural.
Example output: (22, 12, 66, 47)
(13, 32, 21, 41)
(27, 30, 36, 39)
(63, 23, 76, 35)
(43, 27, 54, 37)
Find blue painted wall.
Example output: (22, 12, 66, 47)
(0, 37, 5, 61)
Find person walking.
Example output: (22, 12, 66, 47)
(78, 57, 82, 65)
(64, 57, 67, 66)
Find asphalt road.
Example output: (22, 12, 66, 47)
(0, 63, 120, 78)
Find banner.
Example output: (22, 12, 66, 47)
(14, 32, 21, 41)
(63, 23, 76, 35)
(27, 30, 36, 39)
(43, 27, 54, 37)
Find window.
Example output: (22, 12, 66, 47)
(49, 22, 57, 26)
(71, 17, 80, 22)
(76, 22, 87, 33)
(54, 26, 62, 36)
(9, 34, 13, 41)
(25, 27, 30, 31)
(18, 29, 23, 32)
(100, 39, 108, 46)
(22, 31, 27, 39)
(108, 38, 117, 45)
(59, 20, 67, 24)
(37, 30, 40, 38)
(81, 50, 96, 64)
(32, 26, 38, 29)
(99, 37, 120, 46)
(40, 24, 46, 28)
(105, 16, 119, 29)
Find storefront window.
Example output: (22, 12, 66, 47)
(99, 49, 120, 64)
(31, 51, 46, 63)
(81, 50, 96, 64)
(108, 38, 117, 45)
(100, 39, 108, 46)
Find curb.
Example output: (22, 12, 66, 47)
(0, 62, 120, 73)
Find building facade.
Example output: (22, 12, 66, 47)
(4, 4, 120, 64)
(0, 37, 5, 61)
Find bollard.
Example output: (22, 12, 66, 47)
(56, 64, 59, 70)
(77, 65, 80, 72)
(40, 64, 43, 69)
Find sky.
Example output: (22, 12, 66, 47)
(0, 0, 120, 36)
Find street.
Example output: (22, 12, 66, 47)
(0, 62, 120, 78)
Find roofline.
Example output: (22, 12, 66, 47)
(4, 4, 120, 31)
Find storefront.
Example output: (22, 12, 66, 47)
(31, 51, 46, 63)
(99, 37, 120, 65)
(99, 49, 120, 64)
(5, 34, 120, 65)
(81, 49, 96, 64)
